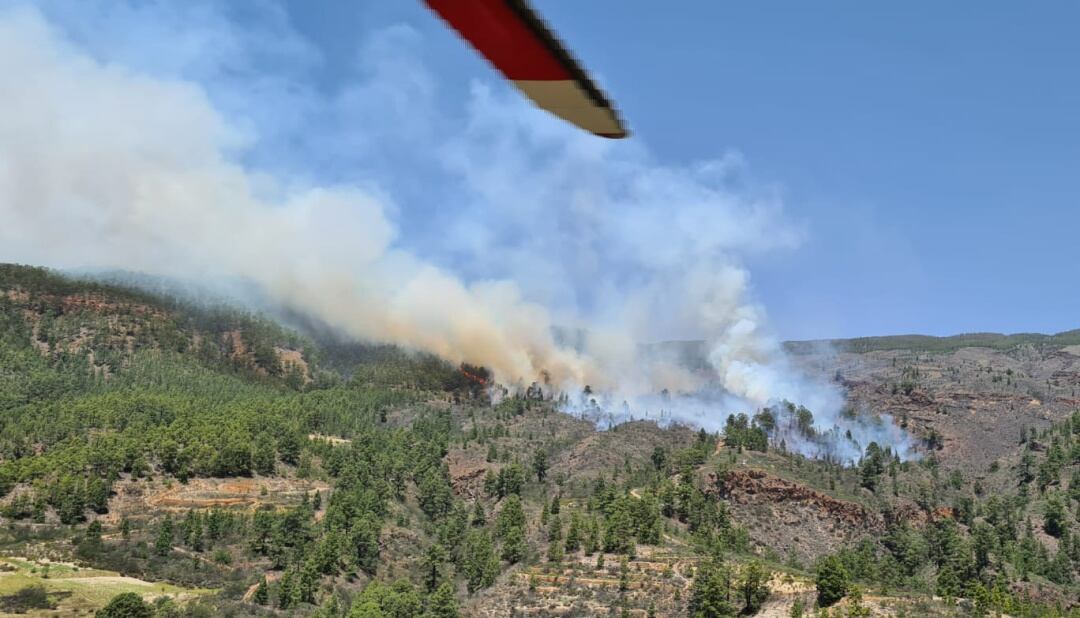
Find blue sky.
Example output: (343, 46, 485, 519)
(15, 1, 1080, 342)
(295, 2, 1080, 339)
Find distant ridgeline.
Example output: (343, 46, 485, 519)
(0, 262, 312, 384)
(785, 331, 1080, 355)
(642, 332, 1080, 360)
(0, 263, 484, 389)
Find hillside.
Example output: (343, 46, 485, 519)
(0, 263, 1078, 617)
(791, 339, 1080, 474)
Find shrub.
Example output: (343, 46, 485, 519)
(96, 592, 153, 618)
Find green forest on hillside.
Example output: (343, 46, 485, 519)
(0, 264, 1078, 617)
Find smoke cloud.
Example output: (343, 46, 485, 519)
(0, 4, 915, 462)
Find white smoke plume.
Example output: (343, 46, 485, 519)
(0, 4, 915, 461)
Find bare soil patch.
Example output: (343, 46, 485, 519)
(107, 476, 329, 522)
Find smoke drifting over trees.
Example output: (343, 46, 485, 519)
(0, 4, 912, 460)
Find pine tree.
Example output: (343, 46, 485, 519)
(253, 577, 269, 605)
(352, 517, 381, 576)
(299, 559, 319, 604)
(1048, 546, 1073, 584)
(565, 512, 583, 553)
(277, 568, 298, 609)
(689, 560, 736, 617)
(739, 560, 770, 614)
(85, 520, 103, 545)
(583, 516, 600, 555)
(154, 517, 173, 556)
(633, 494, 663, 545)
(349, 600, 384, 618)
(85, 478, 109, 514)
(314, 593, 341, 618)
(1044, 495, 1068, 538)
(483, 470, 499, 498)
(422, 544, 449, 592)
(651, 446, 667, 471)
(859, 442, 886, 491)
(603, 501, 636, 555)
(495, 495, 525, 540)
(501, 524, 527, 564)
(55, 477, 85, 524)
(547, 515, 564, 563)
(815, 555, 850, 608)
(206, 509, 224, 541)
(532, 448, 548, 483)
(461, 530, 498, 593)
(548, 514, 563, 542)
(427, 582, 460, 618)
(972, 521, 996, 572)
(471, 501, 486, 527)
(184, 510, 204, 552)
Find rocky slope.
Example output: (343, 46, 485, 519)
(791, 339, 1080, 471)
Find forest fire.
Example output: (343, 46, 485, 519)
(459, 363, 490, 386)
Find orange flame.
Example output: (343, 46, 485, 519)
(460, 368, 488, 386)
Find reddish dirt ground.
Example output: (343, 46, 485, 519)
(105, 476, 330, 523)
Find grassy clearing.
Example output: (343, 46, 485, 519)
(0, 556, 212, 616)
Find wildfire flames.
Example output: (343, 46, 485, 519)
(459, 364, 489, 386)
